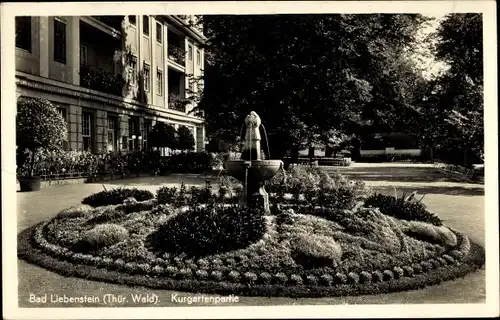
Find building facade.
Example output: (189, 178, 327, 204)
(15, 15, 206, 153)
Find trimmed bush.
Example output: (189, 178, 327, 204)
(365, 193, 442, 226)
(56, 204, 94, 219)
(82, 188, 154, 207)
(147, 204, 266, 256)
(79, 224, 129, 251)
(290, 233, 343, 269)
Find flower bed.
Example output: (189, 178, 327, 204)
(17, 170, 485, 297)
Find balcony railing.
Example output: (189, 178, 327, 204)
(168, 93, 188, 113)
(168, 45, 186, 65)
(92, 16, 124, 31)
(79, 64, 126, 97)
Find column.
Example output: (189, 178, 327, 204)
(118, 115, 130, 152)
(196, 126, 205, 152)
(39, 17, 50, 77)
(138, 16, 144, 101)
(68, 105, 82, 151)
(96, 110, 107, 153)
(163, 24, 169, 108)
(67, 16, 80, 85)
(150, 17, 156, 106)
(138, 117, 145, 150)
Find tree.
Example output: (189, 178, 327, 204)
(176, 126, 196, 152)
(194, 14, 429, 158)
(427, 13, 483, 166)
(16, 97, 67, 177)
(148, 122, 177, 152)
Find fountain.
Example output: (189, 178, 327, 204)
(225, 111, 283, 213)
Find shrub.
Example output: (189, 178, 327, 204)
(56, 204, 94, 219)
(365, 193, 443, 226)
(290, 233, 343, 269)
(210, 270, 224, 281)
(359, 271, 372, 284)
(404, 221, 457, 247)
(372, 271, 384, 283)
(156, 186, 178, 205)
(259, 272, 273, 284)
(146, 204, 266, 256)
(347, 272, 360, 284)
(79, 224, 129, 251)
(16, 97, 67, 177)
(82, 188, 154, 207)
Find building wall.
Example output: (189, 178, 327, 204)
(16, 15, 206, 153)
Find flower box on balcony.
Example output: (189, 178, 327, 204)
(168, 46, 186, 65)
(79, 64, 126, 97)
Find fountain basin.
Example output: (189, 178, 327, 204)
(225, 160, 283, 182)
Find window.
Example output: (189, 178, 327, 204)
(128, 15, 136, 25)
(54, 18, 67, 63)
(128, 56, 138, 86)
(82, 112, 93, 152)
(143, 16, 149, 35)
(156, 22, 162, 43)
(15, 17, 32, 52)
(156, 70, 163, 96)
(188, 44, 193, 61)
(144, 64, 150, 92)
(106, 116, 118, 152)
(196, 49, 201, 65)
(80, 45, 88, 65)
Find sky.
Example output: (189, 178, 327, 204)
(411, 14, 450, 80)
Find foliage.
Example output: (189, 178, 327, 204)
(403, 221, 457, 248)
(148, 122, 178, 151)
(80, 224, 129, 251)
(365, 193, 443, 226)
(79, 64, 126, 96)
(267, 165, 368, 210)
(156, 186, 178, 205)
(82, 188, 154, 207)
(168, 93, 189, 113)
(290, 233, 343, 269)
(56, 204, 94, 219)
(16, 98, 68, 177)
(196, 14, 429, 157)
(176, 126, 196, 151)
(168, 45, 186, 64)
(167, 152, 213, 173)
(415, 13, 483, 166)
(147, 205, 266, 256)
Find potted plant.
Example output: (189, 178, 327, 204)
(16, 98, 67, 192)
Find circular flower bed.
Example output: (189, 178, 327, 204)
(17, 171, 485, 298)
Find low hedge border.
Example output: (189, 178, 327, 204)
(18, 220, 484, 297)
(35, 218, 473, 281)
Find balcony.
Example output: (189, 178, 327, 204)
(168, 93, 188, 113)
(79, 64, 126, 97)
(167, 30, 186, 66)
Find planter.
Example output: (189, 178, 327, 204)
(18, 176, 41, 192)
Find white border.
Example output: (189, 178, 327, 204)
(2, 1, 498, 319)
